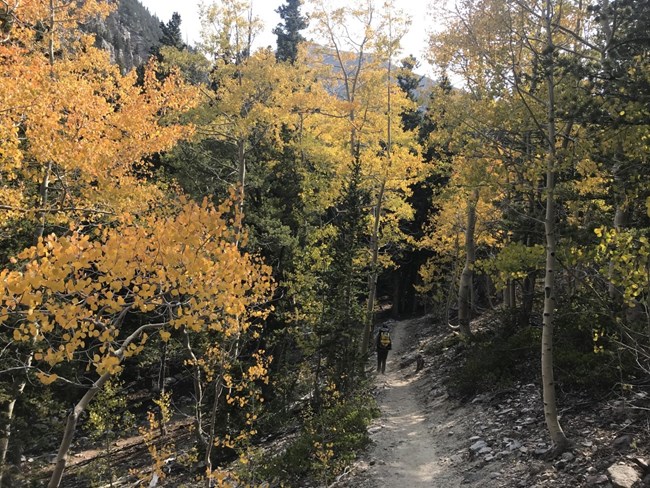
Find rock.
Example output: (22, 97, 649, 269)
(399, 353, 420, 369)
(462, 473, 483, 484)
(607, 464, 641, 488)
(612, 435, 633, 450)
(562, 452, 575, 462)
(469, 435, 481, 442)
(627, 456, 648, 472)
(478, 446, 493, 455)
(519, 447, 529, 454)
(508, 440, 523, 450)
(470, 440, 488, 452)
(586, 474, 609, 485)
(450, 454, 464, 464)
(489, 472, 501, 479)
(472, 394, 490, 404)
(555, 459, 568, 470)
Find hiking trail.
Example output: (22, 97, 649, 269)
(337, 316, 475, 488)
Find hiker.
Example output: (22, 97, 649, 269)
(375, 324, 392, 374)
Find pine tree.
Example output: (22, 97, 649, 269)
(159, 12, 185, 50)
(320, 160, 367, 396)
(273, 0, 308, 63)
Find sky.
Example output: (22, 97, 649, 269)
(138, 0, 436, 77)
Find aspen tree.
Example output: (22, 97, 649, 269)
(1, 199, 274, 486)
(0, 3, 197, 483)
(427, 0, 593, 451)
(307, 0, 423, 360)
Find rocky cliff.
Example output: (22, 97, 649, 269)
(85, 0, 162, 73)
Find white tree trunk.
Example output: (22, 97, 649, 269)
(540, 0, 569, 452)
(458, 188, 479, 337)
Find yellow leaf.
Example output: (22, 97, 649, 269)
(36, 372, 58, 385)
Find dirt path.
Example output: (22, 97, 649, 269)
(338, 317, 470, 488)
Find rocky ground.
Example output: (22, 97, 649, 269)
(333, 315, 650, 488)
(25, 314, 650, 487)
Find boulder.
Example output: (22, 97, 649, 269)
(607, 464, 641, 488)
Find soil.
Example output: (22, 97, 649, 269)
(333, 315, 650, 488)
(334, 315, 468, 487)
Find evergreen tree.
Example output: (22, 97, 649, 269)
(273, 0, 308, 63)
(397, 55, 423, 132)
(320, 160, 368, 395)
(159, 12, 185, 50)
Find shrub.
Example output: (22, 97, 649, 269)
(449, 327, 541, 398)
(261, 385, 378, 486)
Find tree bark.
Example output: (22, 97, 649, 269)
(1, 50, 55, 484)
(458, 188, 479, 337)
(183, 328, 208, 451)
(48, 373, 111, 488)
(504, 279, 513, 309)
(540, 0, 570, 452)
(48, 324, 159, 487)
(608, 166, 628, 300)
(0, 355, 31, 487)
(203, 375, 225, 487)
(361, 181, 385, 356)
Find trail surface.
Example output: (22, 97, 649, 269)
(338, 316, 470, 488)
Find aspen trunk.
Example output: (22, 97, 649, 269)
(183, 329, 207, 451)
(361, 9, 400, 360)
(203, 376, 225, 486)
(458, 188, 479, 337)
(2, 8, 58, 480)
(361, 181, 386, 356)
(48, 373, 111, 488)
(1, 113, 53, 488)
(48, 325, 155, 487)
(541, 0, 569, 452)
(608, 191, 627, 300)
(504, 279, 513, 309)
(1, 3, 60, 477)
(234, 139, 246, 246)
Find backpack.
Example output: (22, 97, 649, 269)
(379, 329, 391, 349)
